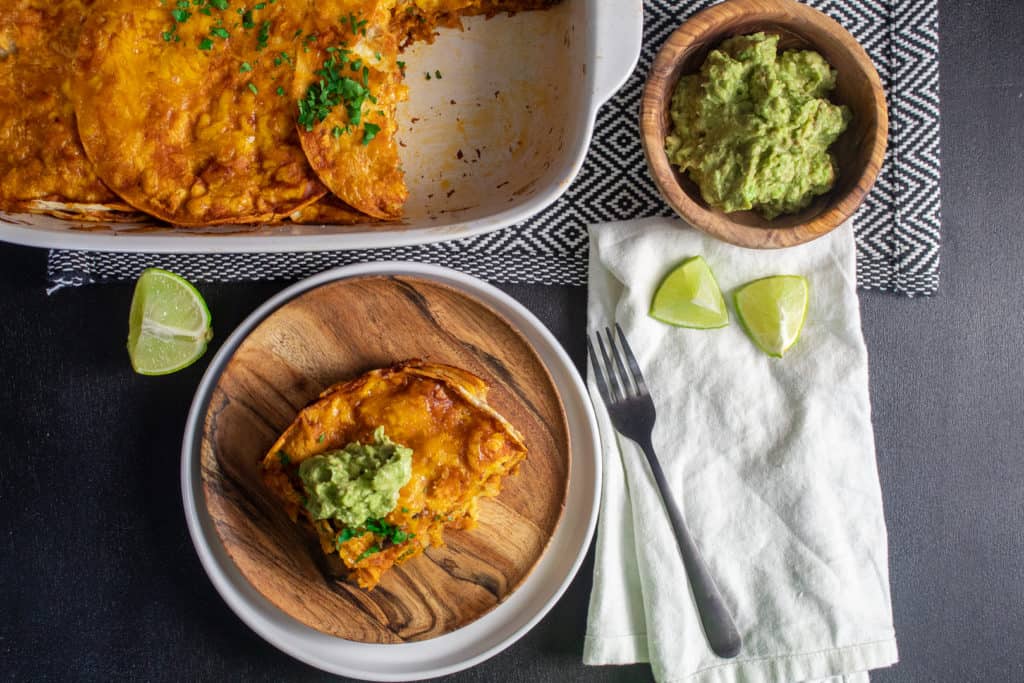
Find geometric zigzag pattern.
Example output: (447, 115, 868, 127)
(47, 0, 941, 295)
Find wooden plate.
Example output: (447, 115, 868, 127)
(200, 275, 570, 643)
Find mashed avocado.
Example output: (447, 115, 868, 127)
(298, 427, 412, 527)
(666, 32, 851, 219)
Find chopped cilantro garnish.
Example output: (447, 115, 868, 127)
(400, 507, 409, 513)
(273, 51, 292, 66)
(359, 517, 413, 545)
(211, 26, 230, 39)
(364, 518, 387, 534)
(317, 432, 326, 442)
(276, 450, 290, 465)
(171, 8, 191, 22)
(331, 126, 343, 138)
(338, 528, 357, 543)
(198, 38, 214, 50)
(253, 1, 265, 8)
(362, 122, 380, 145)
(296, 46, 370, 132)
(247, 82, 258, 94)
(240, 9, 254, 28)
(303, 33, 317, 45)
(161, 30, 175, 41)
(256, 20, 271, 50)
(239, 61, 252, 72)
(374, 51, 381, 60)
(293, 28, 303, 38)
(397, 60, 405, 72)
(346, 12, 368, 35)
(356, 545, 380, 562)
(276, 85, 285, 96)
(210, 0, 229, 8)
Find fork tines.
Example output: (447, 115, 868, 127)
(587, 323, 649, 403)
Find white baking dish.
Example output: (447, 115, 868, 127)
(0, 0, 642, 253)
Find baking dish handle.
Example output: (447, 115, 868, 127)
(591, 0, 643, 105)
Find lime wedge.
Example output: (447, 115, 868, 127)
(649, 256, 729, 329)
(127, 268, 213, 375)
(733, 275, 809, 357)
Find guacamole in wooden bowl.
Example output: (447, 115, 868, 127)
(666, 33, 851, 220)
(639, 0, 888, 249)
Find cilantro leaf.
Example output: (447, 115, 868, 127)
(362, 122, 380, 145)
(356, 545, 380, 562)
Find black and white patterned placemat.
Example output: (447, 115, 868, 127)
(47, 0, 941, 296)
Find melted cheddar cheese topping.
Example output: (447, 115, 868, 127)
(1, 0, 555, 223)
(260, 360, 528, 590)
(0, 1, 120, 213)
(73, 0, 326, 225)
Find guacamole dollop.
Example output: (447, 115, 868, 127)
(665, 32, 852, 219)
(298, 427, 412, 527)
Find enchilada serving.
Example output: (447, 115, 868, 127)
(260, 360, 529, 590)
(0, 0, 557, 224)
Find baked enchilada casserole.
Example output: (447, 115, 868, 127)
(0, 0, 557, 223)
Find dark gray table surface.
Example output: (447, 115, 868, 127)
(3, 1, 1023, 681)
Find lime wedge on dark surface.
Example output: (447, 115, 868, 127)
(127, 268, 213, 375)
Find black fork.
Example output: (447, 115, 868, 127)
(588, 323, 742, 659)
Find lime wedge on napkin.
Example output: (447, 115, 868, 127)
(649, 256, 729, 329)
(734, 275, 809, 357)
(127, 268, 213, 375)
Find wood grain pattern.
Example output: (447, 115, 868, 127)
(639, 0, 888, 249)
(200, 275, 570, 642)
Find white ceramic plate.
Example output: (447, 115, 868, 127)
(180, 262, 601, 681)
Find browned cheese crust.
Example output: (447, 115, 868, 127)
(293, 0, 408, 219)
(1, 0, 557, 225)
(390, 0, 559, 46)
(285, 195, 377, 224)
(259, 360, 528, 590)
(0, 0, 131, 219)
(72, 0, 326, 225)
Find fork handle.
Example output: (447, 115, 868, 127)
(635, 434, 743, 658)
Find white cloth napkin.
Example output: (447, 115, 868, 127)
(583, 217, 898, 683)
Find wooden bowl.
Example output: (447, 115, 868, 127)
(200, 274, 570, 643)
(640, 0, 888, 249)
